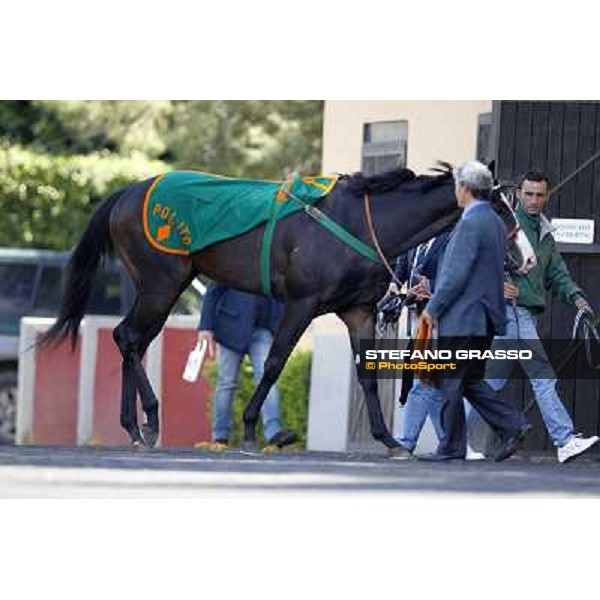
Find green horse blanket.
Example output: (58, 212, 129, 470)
(143, 171, 338, 255)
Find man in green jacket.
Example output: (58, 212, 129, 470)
(484, 171, 598, 463)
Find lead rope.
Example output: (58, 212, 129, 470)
(570, 308, 600, 369)
(523, 308, 600, 415)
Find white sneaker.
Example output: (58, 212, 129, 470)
(557, 434, 600, 463)
(466, 445, 486, 461)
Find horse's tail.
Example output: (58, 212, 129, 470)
(39, 189, 125, 349)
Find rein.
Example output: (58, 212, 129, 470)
(363, 194, 404, 288)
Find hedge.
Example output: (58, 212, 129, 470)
(0, 143, 169, 250)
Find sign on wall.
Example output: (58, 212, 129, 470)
(551, 218, 595, 244)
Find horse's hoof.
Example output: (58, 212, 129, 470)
(140, 423, 158, 448)
(388, 445, 411, 460)
(132, 440, 145, 450)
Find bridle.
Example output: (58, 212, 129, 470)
(492, 185, 527, 273)
(493, 185, 521, 237)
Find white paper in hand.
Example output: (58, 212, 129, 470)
(182, 340, 208, 382)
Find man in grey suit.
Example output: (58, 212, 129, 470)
(421, 161, 531, 461)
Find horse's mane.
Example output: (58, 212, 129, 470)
(343, 167, 416, 196)
(343, 162, 454, 196)
(416, 161, 454, 192)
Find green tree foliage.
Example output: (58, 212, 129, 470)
(0, 101, 45, 146)
(0, 100, 323, 177)
(205, 350, 312, 447)
(0, 100, 173, 158)
(0, 143, 167, 249)
(164, 100, 323, 178)
(0, 100, 323, 249)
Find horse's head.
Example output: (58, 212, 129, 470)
(490, 183, 537, 274)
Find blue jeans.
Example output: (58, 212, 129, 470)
(212, 328, 282, 442)
(397, 381, 444, 452)
(397, 381, 484, 452)
(485, 305, 573, 446)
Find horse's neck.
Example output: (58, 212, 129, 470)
(364, 189, 459, 259)
(319, 184, 458, 261)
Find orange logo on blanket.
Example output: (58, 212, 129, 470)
(157, 225, 171, 241)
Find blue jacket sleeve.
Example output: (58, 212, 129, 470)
(426, 218, 481, 320)
(198, 282, 226, 331)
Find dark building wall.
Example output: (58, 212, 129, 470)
(492, 101, 600, 450)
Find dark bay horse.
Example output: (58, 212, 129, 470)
(41, 165, 534, 452)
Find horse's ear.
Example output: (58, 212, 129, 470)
(432, 161, 453, 175)
(487, 160, 496, 177)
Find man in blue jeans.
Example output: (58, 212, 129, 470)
(483, 171, 599, 463)
(196, 282, 297, 448)
(389, 234, 447, 453)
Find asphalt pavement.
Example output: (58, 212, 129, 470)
(0, 445, 598, 498)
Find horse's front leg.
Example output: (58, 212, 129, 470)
(242, 299, 316, 451)
(337, 305, 408, 456)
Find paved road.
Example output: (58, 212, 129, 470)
(0, 445, 599, 497)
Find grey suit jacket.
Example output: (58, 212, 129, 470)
(426, 202, 507, 337)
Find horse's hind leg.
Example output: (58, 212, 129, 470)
(118, 338, 143, 445)
(113, 286, 187, 447)
(109, 178, 194, 446)
(133, 317, 170, 447)
(113, 306, 158, 446)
